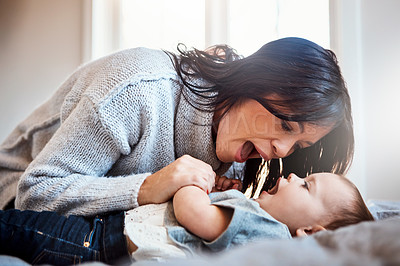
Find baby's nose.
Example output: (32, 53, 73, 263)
(287, 173, 299, 182)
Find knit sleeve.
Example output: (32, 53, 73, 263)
(15, 96, 149, 216)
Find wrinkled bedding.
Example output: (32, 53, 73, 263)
(1, 201, 399, 265)
(135, 216, 400, 266)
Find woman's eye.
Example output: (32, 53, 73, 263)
(302, 181, 309, 191)
(281, 121, 293, 132)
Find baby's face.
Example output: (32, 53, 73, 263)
(254, 172, 352, 235)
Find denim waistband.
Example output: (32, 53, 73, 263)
(101, 211, 130, 264)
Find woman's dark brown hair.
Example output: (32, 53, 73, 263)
(166, 37, 354, 196)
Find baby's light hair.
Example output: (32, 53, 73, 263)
(323, 175, 374, 230)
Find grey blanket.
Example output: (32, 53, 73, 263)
(137, 200, 400, 265)
(1, 201, 399, 265)
(135, 217, 400, 266)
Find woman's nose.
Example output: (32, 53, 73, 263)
(271, 139, 295, 158)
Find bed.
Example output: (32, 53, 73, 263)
(1, 200, 399, 265)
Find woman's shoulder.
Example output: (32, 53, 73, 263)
(70, 47, 178, 104)
(98, 47, 176, 77)
(81, 47, 177, 83)
(98, 47, 175, 74)
(58, 47, 180, 121)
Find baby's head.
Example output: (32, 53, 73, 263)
(254, 172, 374, 236)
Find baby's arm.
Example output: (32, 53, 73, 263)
(173, 186, 233, 242)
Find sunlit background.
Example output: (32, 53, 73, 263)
(1, 0, 400, 202)
(91, 0, 329, 59)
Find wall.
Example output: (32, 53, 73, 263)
(0, 0, 399, 201)
(0, 0, 84, 141)
(361, 0, 400, 200)
(331, 0, 400, 200)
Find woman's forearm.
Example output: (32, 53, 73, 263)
(173, 186, 232, 242)
(15, 98, 145, 216)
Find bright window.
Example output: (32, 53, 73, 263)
(120, 0, 205, 52)
(228, 0, 330, 56)
(90, 0, 329, 59)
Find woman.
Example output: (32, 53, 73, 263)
(0, 37, 353, 216)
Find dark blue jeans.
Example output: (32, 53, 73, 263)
(0, 209, 130, 265)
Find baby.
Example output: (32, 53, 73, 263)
(0, 173, 374, 264)
(126, 172, 374, 260)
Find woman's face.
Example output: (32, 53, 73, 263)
(214, 99, 332, 163)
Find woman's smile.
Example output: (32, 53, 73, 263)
(235, 141, 256, 162)
(214, 99, 332, 163)
(235, 141, 271, 163)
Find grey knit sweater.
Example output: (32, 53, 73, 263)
(0, 48, 231, 216)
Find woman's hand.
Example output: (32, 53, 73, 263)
(211, 175, 243, 192)
(138, 155, 216, 205)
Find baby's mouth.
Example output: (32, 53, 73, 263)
(267, 177, 282, 195)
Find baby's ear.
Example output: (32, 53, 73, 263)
(295, 225, 326, 237)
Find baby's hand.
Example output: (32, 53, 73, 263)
(212, 176, 243, 192)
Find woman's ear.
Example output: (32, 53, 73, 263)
(295, 225, 326, 237)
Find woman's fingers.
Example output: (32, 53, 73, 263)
(138, 155, 216, 205)
(178, 155, 215, 192)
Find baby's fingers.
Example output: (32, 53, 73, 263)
(215, 175, 225, 190)
(220, 178, 242, 191)
(232, 180, 243, 191)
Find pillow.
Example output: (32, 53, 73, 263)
(368, 200, 400, 220)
